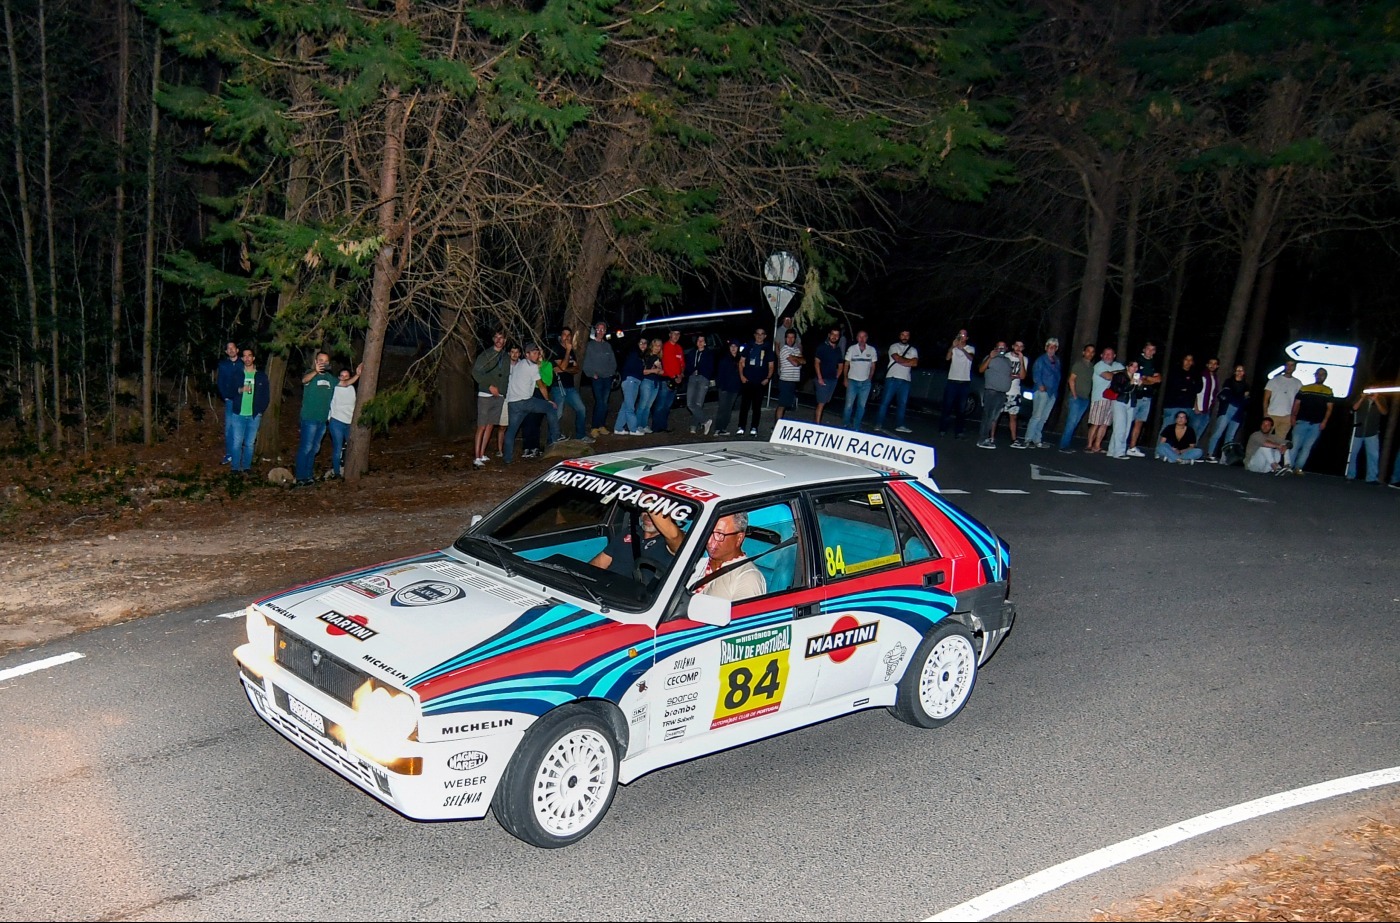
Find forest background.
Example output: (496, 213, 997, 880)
(0, 0, 1398, 486)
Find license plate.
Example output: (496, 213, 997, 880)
(287, 694, 326, 734)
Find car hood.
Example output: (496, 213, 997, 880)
(255, 551, 575, 685)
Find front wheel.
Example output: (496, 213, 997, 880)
(890, 620, 978, 729)
(492, 705, 619, 848)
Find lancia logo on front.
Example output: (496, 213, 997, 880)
(310, 650, 323, 667)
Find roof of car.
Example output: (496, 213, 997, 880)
(555, 440, 907, 502)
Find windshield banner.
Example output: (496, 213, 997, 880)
(542, 469, 694, 523)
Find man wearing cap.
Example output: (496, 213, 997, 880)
(503, 342, 561, 463)
(1023, 338, 1061, 448)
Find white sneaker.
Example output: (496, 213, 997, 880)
(1127, 447, 1145, 457)
(737, 428, 747, 436)
(473, 456, 487, 467)
(895, 426, 913, 434)
(702, 419, 713, 435)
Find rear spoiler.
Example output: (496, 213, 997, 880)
(768, 420, 939, 492)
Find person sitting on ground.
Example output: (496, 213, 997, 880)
(589, 508, 682, 578)
(689, 511, 766, 601)
(1245, 417, 1291, 474)
(1156, 411, 1205, 464)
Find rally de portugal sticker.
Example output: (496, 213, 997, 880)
(712, 625, 790, 729)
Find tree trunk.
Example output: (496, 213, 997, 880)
(1071, 151, 1123, 357)
(39, 0, 60, 445)
(1047, 200, 1077, 346)
(1214, 79, 1300, 372)
(141, 42, 161, 445)
(3, 0, 43, 449)
(434, 235, 477, 437)
(1157, 227, 1191, 431)
(1114, 179, 1141, 358)
(109, 0, 129, 444)
(345, 79, 407, 486)
(1241, 241, 1279, 376)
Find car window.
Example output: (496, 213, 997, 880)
(683, 500, 804, 605)
(811, 488, 904, 580)
(889, 493, 938, 562)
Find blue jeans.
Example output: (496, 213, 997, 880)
(1189, 411, 1210, 446)
(1156, 443, 1204, 463)
(1058, 396, 1090, 449)
(650, 381, 678, 431)
(875, 377, 911, 430)
(842, 378, 872, 429)
(1024, 391, 1057, 444)
(328, 419, 350, 476)
(504, 397, 560, 462)
(637, 379, 660, 430)
(229, 414, 263, 472)
(615, 378, 641, 433)
(1347, 433, 1379, 481)
(223, 399, 236, 461)
(1207, 407, 1243, 456)
(939, 379, 971, 435)
(295, 419, 328, 482)
(552, 383, 588, 439)
(589, 376, 612, 429)
(1108, 401, 1132, 456)
(1290, 420, 1322, 470)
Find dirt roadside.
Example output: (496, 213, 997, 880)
(0, 423, 1395, 920)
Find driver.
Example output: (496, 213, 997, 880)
(589, 508, 682, 576)
(689, 511, 766, 601)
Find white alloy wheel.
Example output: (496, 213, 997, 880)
(531, 727, 616, 838)
(918, 632, 976, 720)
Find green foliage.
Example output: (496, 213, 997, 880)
(357, 380, 427, 433)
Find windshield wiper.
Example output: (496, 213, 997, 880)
(518, 557, 607, 610)
(461, 534, 516, 576)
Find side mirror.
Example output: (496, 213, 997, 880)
(470, 514, 483, 527)
(687, 592, 731, 627)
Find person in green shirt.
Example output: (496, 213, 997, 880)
(230, 346, 270, 474)
(294, 351, 337, 486)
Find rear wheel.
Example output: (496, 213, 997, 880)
(492, 705, 619, 848)
(890, 620, 978, 728)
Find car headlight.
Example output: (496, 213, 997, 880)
(245, 606, 275, 658)
(350, 680, 419, 763)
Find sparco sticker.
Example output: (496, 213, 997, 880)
(391, 581, 466, 606)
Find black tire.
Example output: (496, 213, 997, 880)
(492, 704, 619, 848)
(890, 620, 978, 729)
(963, 391, 980, 420)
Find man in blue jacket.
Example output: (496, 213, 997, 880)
(216, 341, 242, 465)
(1023, 338, 1061, 448)
(229, 346, 270, 475)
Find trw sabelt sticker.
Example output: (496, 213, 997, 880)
(712, 625, 790, 729)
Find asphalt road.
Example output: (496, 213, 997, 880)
(2, 421, 1398, 922)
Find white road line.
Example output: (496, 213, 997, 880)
(1112, 491, 1147, 497)
(216, 609, 244, 619)
(1030, 464, 1109, 486)
(925, 765, 1400, 923)
(1183, 478, 1248, 494)
(988, 489, 1030, 494)
(1242, 497, 1273, 503)
(0, 651, 85, 683)
(941, 488, 971, 495)
(1047, 489, 1090, 496)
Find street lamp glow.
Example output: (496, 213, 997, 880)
(634, 308, 752, 327)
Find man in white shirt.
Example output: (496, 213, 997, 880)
(503, 342, 561, 464)
(1263, 359, 1302, 438)
(841, 330, 878, 430)
(689, 512, 766, 601)
(939, 328, 975, 438)
(775, 329, 804, 421)
(874, 329, 919, 434)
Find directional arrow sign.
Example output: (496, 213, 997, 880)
(1029, 464, 1109, 486)
(1268, 340, 1359, 398)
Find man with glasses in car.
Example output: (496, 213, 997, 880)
(690, 512, 767, 601)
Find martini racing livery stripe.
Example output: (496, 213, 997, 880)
(254, 550, 442, 607)
(893, 480, 1008, 588)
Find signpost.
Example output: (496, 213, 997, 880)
(761, 252, 800, 407)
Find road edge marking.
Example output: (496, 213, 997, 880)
(0, 651, 85, 683)
(925, 765, 1400, 922)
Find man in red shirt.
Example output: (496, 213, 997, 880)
(651, 328, 686, 432)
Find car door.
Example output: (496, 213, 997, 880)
(646, 497, 825, 749)
(807, 483, 952, 703)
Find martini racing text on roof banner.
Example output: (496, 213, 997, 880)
(769, 420, 935, 478)
(541, 469, 695, 522)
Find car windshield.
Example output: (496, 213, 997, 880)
(454, 468, 700, 612)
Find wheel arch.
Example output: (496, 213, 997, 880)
(567, 697, 630, 758)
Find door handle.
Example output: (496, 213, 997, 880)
(923, 570, 946, 588)
(794, 602, 818, 619)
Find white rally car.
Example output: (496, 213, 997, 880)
(234, 421, 1015, 847)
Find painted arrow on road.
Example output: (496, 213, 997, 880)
(1029, 464, 1109, 486)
